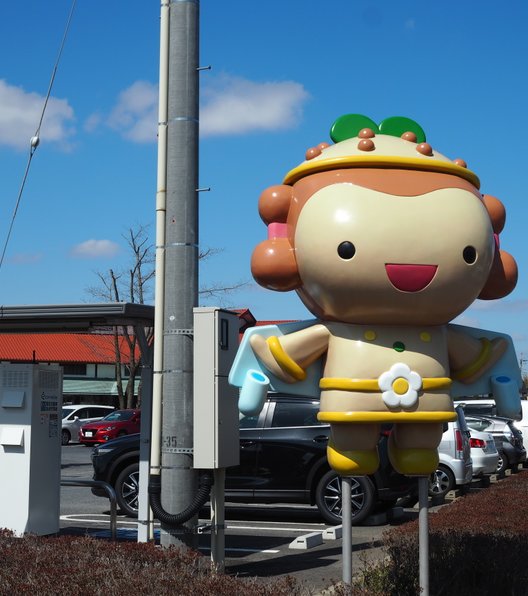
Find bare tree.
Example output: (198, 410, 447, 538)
(86, 224, 247, 409)
(86, 225, 154, 409)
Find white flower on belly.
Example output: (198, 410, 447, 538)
(378, 363, 422, 408)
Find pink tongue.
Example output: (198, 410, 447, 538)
(385, 264, 438, 292)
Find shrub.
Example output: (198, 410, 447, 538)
(381, 471, 528, 595)
(0, 532, 308, 596)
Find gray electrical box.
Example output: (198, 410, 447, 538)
(0, 363, 63, 535)
(193, 307, 240, 469)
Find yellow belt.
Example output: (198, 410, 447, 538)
(320, 377, 452, 391)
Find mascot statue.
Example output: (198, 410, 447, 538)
(229, 114, 520, 478)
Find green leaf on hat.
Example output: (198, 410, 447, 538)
(330, 114, 379, 143)
(378, 116, 426, 143)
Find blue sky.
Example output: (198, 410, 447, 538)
(1, 1, 528, 368)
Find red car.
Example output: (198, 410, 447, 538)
(79, 409, 141, 445)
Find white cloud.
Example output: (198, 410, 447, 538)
(9, 252, 44, 265)
(70, 239, 120, 259)
(107, 80, 158, 143)
(101, 75, 309, 143)
(0, 79, 75, 151)
(201, 75, 309, 136)
(84, 112, 103, 133)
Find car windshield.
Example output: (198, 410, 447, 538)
(62, 407, 75, 419)
(101, 410, 135, 422)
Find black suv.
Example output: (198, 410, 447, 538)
(91, 394, 415, 524)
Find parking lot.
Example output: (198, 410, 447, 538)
(60, 444, 411, 591)
(61, 442, 527, 592)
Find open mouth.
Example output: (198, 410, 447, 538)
(385, 264, 438, 292)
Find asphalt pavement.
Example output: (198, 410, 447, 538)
(59, 444, 528, 594)
(60, 443, 418, 594)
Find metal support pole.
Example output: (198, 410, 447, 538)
(135, 326, 154, 542)
(418, 476, 430, 596)
(60, 479, 117, 541)
(210, 468, 226, 572)
(341, 476, 352, 589)
(161, 0, 200, 549)
(150, 0, 170, 518)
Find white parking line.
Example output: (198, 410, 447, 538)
(60, 518, 281, 555)
(60, 514, 137, 525)
(229, 525, 327, 533)
(61, 514, 325, 534)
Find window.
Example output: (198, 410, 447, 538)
(102, 410, 135, 422)
(466, 418, 491, 433)
(464, 404, 496, 417)
(62, 406, 75, 419)
(91, 407, 114, 418)
(271, 401, 322, 428)
(63, 364, 87, 376)
(76, 408, 92, 420)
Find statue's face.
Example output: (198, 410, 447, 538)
(293, 172, 494, 325)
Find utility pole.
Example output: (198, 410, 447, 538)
(160, 0, 200, 548)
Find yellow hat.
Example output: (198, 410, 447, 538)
(283, 114, 480, 189)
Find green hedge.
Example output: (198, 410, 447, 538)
(0, 531, 305, 596)
(379, 471, 528, 595)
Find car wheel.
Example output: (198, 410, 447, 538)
(496, 451, 508, 474)
(429, 465, 455, 498)
(115, 463, 140, 517)
(315, 470, 375, 525)
(61, 429, 71, 446)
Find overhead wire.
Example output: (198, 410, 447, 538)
(0, 0, 78, 271)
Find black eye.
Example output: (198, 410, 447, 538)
(463, 245, 477, 264)
(337, 241, 356, 260)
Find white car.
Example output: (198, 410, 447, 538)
(468, 428, 499, 476)
(429, 406, 473, 498)
(62, 404, 115, 445)
(514, 400, 528, 449)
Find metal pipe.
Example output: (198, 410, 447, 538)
(60, 479, 117, 541)
(341, 476, 352, 588)
(160, 0, 200, 548)
(211, 468, 226, 572)
(150, 0, 170, 480)
(135, 326, 154, 542)
(418, 476, 430, 596)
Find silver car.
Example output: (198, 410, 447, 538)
(467, 428, 499, 476)
(429, 406, 473, 498)
(62, 404, 115, 445)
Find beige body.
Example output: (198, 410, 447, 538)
(318, 322, 452, 419)
(250, 322, 506, 475)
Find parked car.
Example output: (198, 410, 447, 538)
(467, 428, 498, 477)
(429, 406, 473, 498)
(91, 394, 416, 523)
(61, 404, 115, 445)
(79, 409, 141, 446)
(464, 414, 526, 473)
(455, 398, 528, 447)
(515, 400, 528, 448)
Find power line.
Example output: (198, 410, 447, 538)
(0, 0, 77, 272)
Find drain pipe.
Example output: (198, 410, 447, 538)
(150, 0, 169, 491)
(149, 471, 213, 526)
